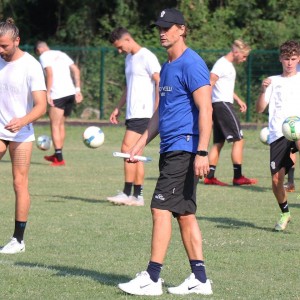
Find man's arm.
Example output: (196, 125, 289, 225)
(4, 90, 47, 133)
(210, 73, 219, 87)
(152, 72, 160, 111)
(44, 66, 54, 106)
(256, 77, 271, 113)
(128, 108, 160, 161)
(193, 84, 213, 178)
(70, 64, 83, 103)
(109, 88, 127, 124)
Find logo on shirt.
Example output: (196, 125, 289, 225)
(159, 86, 172, 97)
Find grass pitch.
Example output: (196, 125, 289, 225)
(0, 125, 299, 299)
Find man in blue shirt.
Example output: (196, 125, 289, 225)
(117, 8, 213, 296)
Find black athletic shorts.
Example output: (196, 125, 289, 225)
(151, 151, 198, 217)
(270, 136, 297, 175)
(212, 102, 243, 143)
(53, 95, 75, 117)
(125, 118, 150, 135)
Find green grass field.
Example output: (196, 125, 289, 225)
(0, 124, 299, 300)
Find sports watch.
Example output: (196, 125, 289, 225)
(196, 150, 208, 157)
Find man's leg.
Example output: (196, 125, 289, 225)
(205, 142, 228, 186)
(122, 130, 144, 204)
(107, 130, 144, 205)
(284, 152, 296, 192)
(0, 141, 32, 254)
(0, 139, 8, 160)
(167, 213, 212, 295)
(117, 208, 170, 296)
(272, 168, 291, 231)
(47, 106, 65, 165)
(232, 139, 257, 185)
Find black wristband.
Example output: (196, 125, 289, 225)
(196, 150, 208, 157)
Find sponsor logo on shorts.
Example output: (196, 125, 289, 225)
(271, 161, 276, 169)
(154, 194, 165, 201)
(227, 135, 233, 140)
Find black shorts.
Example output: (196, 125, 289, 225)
(151, 151, 198, 217)
(212, 102, 243, 143)
(53, 95, 75, 117)
(270, 136, 297, 175)
(125, 118, 150, 134)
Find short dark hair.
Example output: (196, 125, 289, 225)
(280, 40, 300, 57)
(109, 27, 130, 43)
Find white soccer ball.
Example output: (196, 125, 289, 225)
(282, 116, 300, 141)
(82, 126, 105, 148)
(36, 135, 52, 151)
(259, 127, 270, 145)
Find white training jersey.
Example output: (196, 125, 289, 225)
(0, 52, 46, 142)
(39, 50, 76, 99)
(211, 56, 236, 104)
(125, 47, 161, 119)
(265, 73, 300, 144)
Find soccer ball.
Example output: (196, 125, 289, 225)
(259, 127, 269, 145)
(282, 116, 300, 141)
(36, 135, 52, 151)
(82, 126, 105, 148)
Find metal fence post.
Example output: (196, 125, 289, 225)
(246, 52, 253, 122)
(99, 47, 106, 119)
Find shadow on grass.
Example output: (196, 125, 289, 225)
(198, 182, 272, 192)
(15, 262, 129, 286)
(198, 216, 277, 233)
(32, 194, 109, 204)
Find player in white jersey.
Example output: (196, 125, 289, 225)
(204, 39, 257, 187)
(107, 27, 160, 206)
(35, 41, 83, 166)
(0, 18, 46, 254)
(256, 40, 300, 231)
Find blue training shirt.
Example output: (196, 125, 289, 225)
(159, 48, 210, 153)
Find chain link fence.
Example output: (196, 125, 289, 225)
(22, 45, 280, 122)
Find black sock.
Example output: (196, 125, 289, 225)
(190, 260, 207, 283)
(133, 185, 143, 197)
(13, 221, 27, 243)
(123, 182, 133, 196)
(55, 149, 63, 161)
(146, 261, 163, 282)
(207, 165, 216, 179)
(288, 168, 295, 183)
(233, 164, 242, 179)
(279, 201, 289, 213)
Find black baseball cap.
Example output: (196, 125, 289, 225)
(150, 8, 185, 28)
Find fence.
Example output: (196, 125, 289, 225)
(22, 45, 280, 122)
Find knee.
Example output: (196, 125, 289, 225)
(13, 175, 28, 193)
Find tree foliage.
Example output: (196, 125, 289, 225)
(0, 0, 299, 120)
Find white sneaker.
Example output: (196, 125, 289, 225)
(0, 237, 25, 254)
(127, 195, 145, 206)
(107, 192, 131, 205)
(118, 271, 163, 296)
(167, 273, 212, 295)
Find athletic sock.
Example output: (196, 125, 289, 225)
(55, 149, 63, 162)
(13, 221, 27, 243)
(287, 167, 295, 184)
(233, 164, 242, 179)
(123, 182, 133, 196)
(279, 201, 289, 213)
(207, 165, 216, 179)
(146, 261, 163, 283)
(190, 260, 207, 283)
(133, 185, 143, 198)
